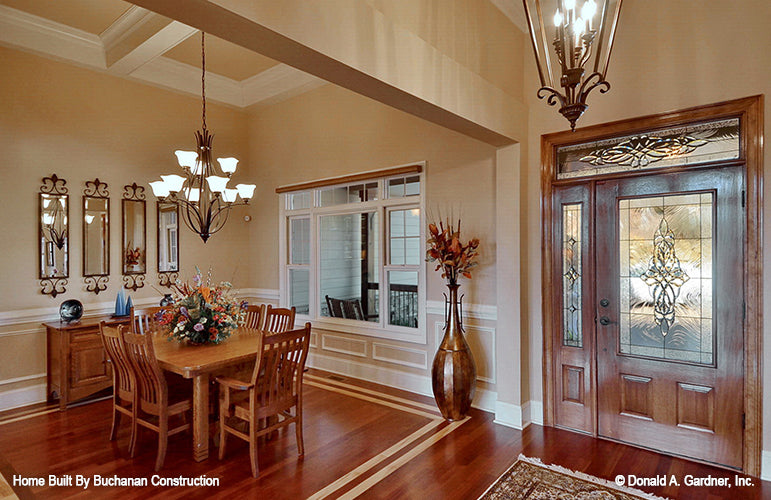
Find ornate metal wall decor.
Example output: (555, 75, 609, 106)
(580, 134, 709, 168)
(158, 271, 178, 288)
(640, 218, 690, 336)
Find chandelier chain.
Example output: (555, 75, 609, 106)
(201, 31, 207, 131)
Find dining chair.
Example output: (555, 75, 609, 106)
(263, 305, 296, 334)
(215, 323, 311, 477)
(325, 295, 365, 320)
(243, 304, 266, 330)
(130, 306, 167, 335)
(121, 329, 192, 471)
(98, 322, 136, 452)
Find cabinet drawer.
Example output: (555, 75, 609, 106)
(70, 329, 101, 343)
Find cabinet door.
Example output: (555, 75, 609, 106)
(70, 340, 110, 389)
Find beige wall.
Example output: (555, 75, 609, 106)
(0, 46, 251, 399)
(521, 0, 771, 452)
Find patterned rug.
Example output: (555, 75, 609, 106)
(480, 455, 669, 499)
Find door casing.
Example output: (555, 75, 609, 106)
(540, 96, 764, 475)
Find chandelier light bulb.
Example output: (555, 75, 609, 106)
(183, 187, 201, 203)
(565, 0, 576, 10)
(235, 184, 256, 200)
(217, 157, 239, 174)
(581, 0, 597, 20)
(222, 188, 239, 203)
(206, 175, 229, 194)
(573, 18, 585, 36)
(161, 174, 186, 192)
(175, 150, 198, 169)
(553, 9, 563, 26)
(149, 180, 171, 198)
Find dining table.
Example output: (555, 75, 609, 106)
(153, 327, 263, 462)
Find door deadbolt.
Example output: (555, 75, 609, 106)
(600, 298, 610, 307)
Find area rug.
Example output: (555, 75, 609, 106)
(479, 455, 669, 499)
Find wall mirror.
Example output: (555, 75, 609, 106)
(157, 201, 179, 287)
(82, 179, 110, 294)
(39, 174, 69, 297)
(122, 183, 146, 290)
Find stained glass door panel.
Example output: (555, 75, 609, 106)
(596, 167, 744, 469)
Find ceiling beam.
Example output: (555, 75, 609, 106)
(128, 0, 524, 146)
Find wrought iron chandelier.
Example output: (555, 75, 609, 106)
(522, 0, 623, 131)
(149, 32, 256, 243)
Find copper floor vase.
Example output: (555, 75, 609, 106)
(431, 283, 476, 421)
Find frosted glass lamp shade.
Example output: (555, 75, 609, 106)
(161, 175, 186, 192)
(175, 150, 198, 169)
(222, 188, 239, 203)
(217, 157, 238, 174)
(206, 175, 229, 194)
(184, 188, 201, 202)
(235, 184, 256, 200)
(85, 214, 95, 224)
(43, 213, 54, 225)
(149, 180, 171, 197)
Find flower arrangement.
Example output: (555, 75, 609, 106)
(426, 219, 480, 285)
(157, 267, 247, 344)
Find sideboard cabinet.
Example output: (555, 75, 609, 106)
(45, 316, 130, 409)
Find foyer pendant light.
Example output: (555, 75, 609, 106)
(523, 0, 623, 131)
(149, 32, 256, 243)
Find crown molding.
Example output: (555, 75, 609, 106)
(100, 5, 156, 53)
(0, 5, 104, 69)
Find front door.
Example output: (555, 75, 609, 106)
(594, 167, 744, 468)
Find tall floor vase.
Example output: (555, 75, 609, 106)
(431, 283, 476, 420)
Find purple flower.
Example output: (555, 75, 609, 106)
(240, 300, 249, 310)
(193, 323, 204, 332)
(179, 306, 190, 319)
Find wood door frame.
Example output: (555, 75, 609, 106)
(540, 95, 764, 475)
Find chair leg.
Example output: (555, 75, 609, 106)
(296, 413, 304, 456)
(155, 418, 168, 471)
(129, 415, 138, 457)
(109, 405, 120, 441)
(249, 426, 259, 478)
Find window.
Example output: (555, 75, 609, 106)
(280, 166, 424, 342)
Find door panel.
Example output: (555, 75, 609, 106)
(595, 167, 743, 468)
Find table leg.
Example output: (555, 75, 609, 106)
(192, 374, 210, 461)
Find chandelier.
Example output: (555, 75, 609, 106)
(522, 0, 623, 131)
(149, 32, 256, 243)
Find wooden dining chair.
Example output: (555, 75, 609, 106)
(215, 323, 311, 477)
(121, 329, 192, 471)
(243, 304, 266, 330)
(98, 322, 135, 452)
(263, 305, 296, 334)
(130, 306, 167, 335)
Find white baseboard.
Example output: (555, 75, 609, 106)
(529, 400, 544, 425)
(761, 450, 771, 481)
(493, 400, 526, 429)
(0, 383, 46, 412)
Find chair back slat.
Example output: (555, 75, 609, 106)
(244, 304, 266, 330)
(263, 305, 296, 334)
(99, 323, 134, 398)
(121, 330, 166, 409)
(325, 295, 364, 320)
(131, 306, 167, 335)
(252, 324, 310, 410)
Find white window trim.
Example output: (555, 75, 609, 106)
(278, 163, 427, 344)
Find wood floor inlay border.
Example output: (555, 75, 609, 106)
(306, 374, 466, 499)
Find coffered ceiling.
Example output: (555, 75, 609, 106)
(0, 0, 326, 108)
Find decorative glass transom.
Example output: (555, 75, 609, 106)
(618, 193, 714, 364)
(562, 204, 582, 347)
(557, 118, 740, 179)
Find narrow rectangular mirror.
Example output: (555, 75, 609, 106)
(83, 179, 110, 294)
(39, 193, 69, 279)
(157, 201, 179, 287)
(122, 199, 146, 275)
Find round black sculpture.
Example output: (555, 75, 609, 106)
(59, 299, 83, 323)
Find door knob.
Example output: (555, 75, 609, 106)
(600, 298, 610, 307)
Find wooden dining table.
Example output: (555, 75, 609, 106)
(153, 327, 263, 462)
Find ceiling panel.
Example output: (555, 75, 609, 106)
(0, 0, 132, 35)
(163, 32, 281, 82)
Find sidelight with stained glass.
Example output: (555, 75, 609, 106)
(562, 204, 582, 347)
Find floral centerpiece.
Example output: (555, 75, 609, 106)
(157, 267, 247, 344)
(426, 218, 480, 421)
(426, 219, 480, 285)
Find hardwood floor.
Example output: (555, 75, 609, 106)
(0, 370, 767, 499)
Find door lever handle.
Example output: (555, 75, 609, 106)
(599, 316, 615, 326)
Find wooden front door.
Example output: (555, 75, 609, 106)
(594, 167, 744, 468)
(543, 97, 763, 473)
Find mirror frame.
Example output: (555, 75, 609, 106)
(121, 183, 146, 291)
(157, 201, 180, 288)
(38, 174, 69, 297)
(82, 178, 110, 294)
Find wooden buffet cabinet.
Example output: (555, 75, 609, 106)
(45, 316, 130, 409)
